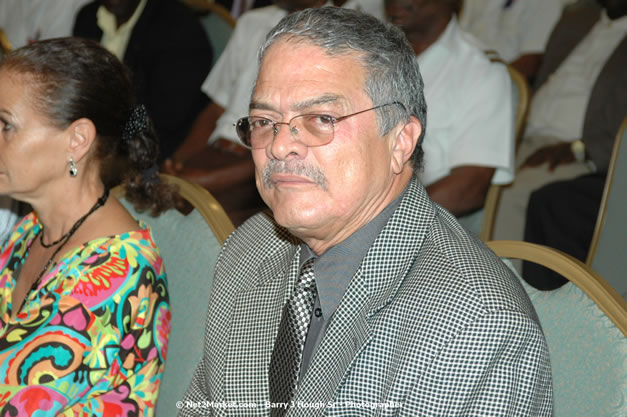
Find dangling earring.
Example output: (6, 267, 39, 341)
(68, 157, 78, 177)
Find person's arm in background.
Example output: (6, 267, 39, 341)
(510, 53, 543, 80)
(163, 101, 225, 174)
(426, 57, 513, 217)
(427, 166, 495, 216)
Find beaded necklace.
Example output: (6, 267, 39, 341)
(28, 189, 110, 292)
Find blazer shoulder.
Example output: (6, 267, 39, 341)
(219, 211, 297, 265)
(419, 207, 535, 317)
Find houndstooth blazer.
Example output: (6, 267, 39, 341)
(179, 178, 553, 416)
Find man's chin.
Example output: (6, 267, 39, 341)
(270, 204, 320, 231)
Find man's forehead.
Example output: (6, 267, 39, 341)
(250, 94, 350, 112)
(253, 39, 368, 108)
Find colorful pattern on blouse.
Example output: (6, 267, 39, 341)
(0, 213, 170, 416)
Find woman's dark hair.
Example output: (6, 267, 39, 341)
(0, 37, 176, 215)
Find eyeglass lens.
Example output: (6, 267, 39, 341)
(237, 114, 335, 149)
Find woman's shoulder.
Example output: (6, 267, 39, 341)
(9, 212, 38, 236)
(0, 212, 40, 253)
(84, 220, 162, 266)
(57, 220, 167, 309)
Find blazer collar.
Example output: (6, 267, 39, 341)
(293, 177, 436, 414)
(225, 179, 437, 411)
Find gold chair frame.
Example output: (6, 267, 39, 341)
(585, 116, 627, 264)
(0, 28, 12, 55)
(480, 65, 530, 241)
(487, 240, 627, 336)
(113, 174, 235, 245)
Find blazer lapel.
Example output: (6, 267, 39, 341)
(292, 179, 435, 415)
(293, 273, 372, 416)
(224, 242, 301, 407)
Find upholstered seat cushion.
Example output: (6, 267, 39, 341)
(503, 259, 627, 416)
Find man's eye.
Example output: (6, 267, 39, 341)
(310, 115, 335, 125)
(0, 120, 13, 133)
(251, 118, 273, 129)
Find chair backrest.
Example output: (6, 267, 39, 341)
(507, 66, 530, 146)
(183, 0, 235, 67)
(586, 116, 627, 298)
(115, 175, 234, 417)
(479, 65, 530, 241)
(487, 240, 627, 417)
(160, 173, 235, 244)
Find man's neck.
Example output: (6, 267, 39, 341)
(111, 0, 141, 28)
(406, 16, 450, 56)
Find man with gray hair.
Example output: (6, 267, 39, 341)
(179, 7, 552, 416)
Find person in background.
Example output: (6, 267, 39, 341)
(458, 0, 563, 79)
(73, 0, 213, 163)
(179, 7, 551, 416)
(492, 0, 627, 252)
(386, 0, 513, 228)
(0, 37, 173, 415)
(0, 0, 92, 48)
(162, 0, 325, 224)
(523, 174, 606, 289)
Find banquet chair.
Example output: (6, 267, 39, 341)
(478, 65, 530, 241)
(487, 240, 627, 417)
(585, 116, 627, 298)
(457, 62, 529, 239)
(114, 174, 235, 417)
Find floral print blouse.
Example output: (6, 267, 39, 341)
(0, 213, 170, 416)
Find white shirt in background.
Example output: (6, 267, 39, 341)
(459, 0, 563, 62)
(525, 12, 627, 141)
(0, 0, 92, 48)
(201, 5, 288, 144)
(418, 18, 514, 186)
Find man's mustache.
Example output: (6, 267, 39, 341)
(262, 160, 328, 191)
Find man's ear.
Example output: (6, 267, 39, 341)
(390, 116, 421, 174)
(67, 118, 97, 163)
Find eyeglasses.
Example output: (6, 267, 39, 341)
(234, 102, 405, 149)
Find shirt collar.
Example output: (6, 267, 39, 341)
(97, 0, 148, 40)
(299, 186, 407, 319)
(417, 16, 459, 65)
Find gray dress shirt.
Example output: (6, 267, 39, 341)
(297, 191, 404, 381)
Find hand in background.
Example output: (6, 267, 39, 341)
(521, 142, 574, 171)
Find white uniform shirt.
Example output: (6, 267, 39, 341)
(0, 0, 92, 48)
(525, 12, 627, 141)
(418, 18, 514, 186)
(459, 0, 563, 62)
(201, 6, 288, 144)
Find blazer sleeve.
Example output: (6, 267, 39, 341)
(404, 309, 553, 416)
(177, 356, 215, 416)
